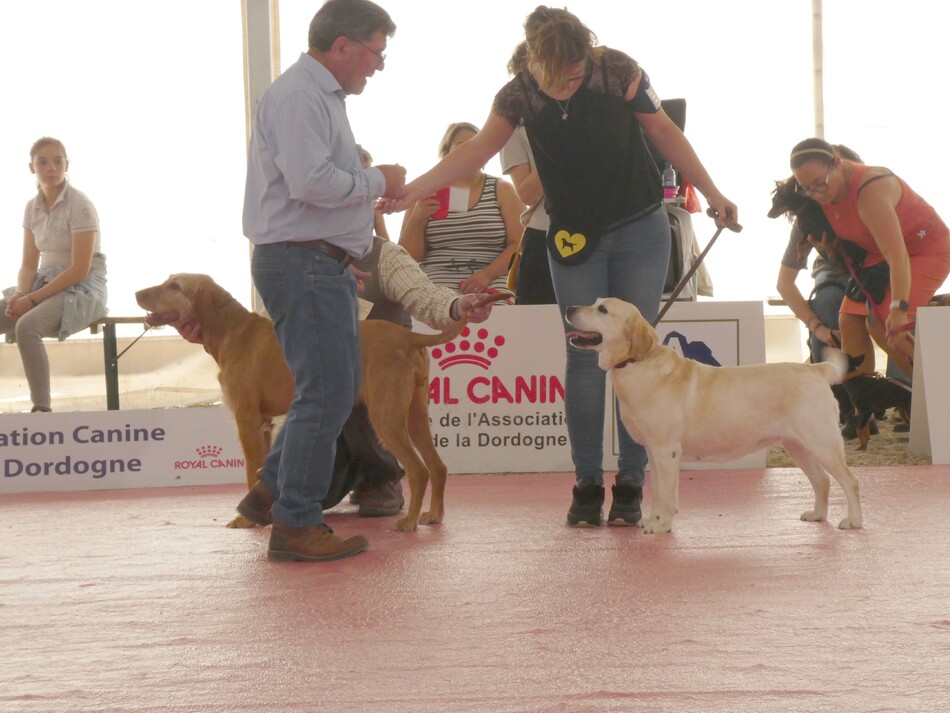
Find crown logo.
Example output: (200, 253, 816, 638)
(430, 326, 505, 370)
(197, 445, 223, 458)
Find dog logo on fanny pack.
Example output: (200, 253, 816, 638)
(554, 230, 587, 258)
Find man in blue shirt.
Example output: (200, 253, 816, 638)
(239, 0, 404, 562)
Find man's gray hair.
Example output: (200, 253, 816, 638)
(308, 0, 396, 51)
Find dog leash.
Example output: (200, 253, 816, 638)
(114, 325, 151, 363)
(652, 207, 743, 327)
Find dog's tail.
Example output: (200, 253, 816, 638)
(817, 347, 849, 385)
(408, 291, 513, 348)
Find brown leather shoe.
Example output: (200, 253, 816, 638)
(357, 479, 405, 517)
(268, 521, 369, 562)
(236, 481, 276, 526)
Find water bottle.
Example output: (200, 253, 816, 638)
(662, 162, 678, 200)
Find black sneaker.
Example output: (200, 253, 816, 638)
(566, 484, 604, 527)
(607, 484, 643, 527)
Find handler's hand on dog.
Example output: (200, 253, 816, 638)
(456, 293, 494, 323)
(815, 323, 841, 348)
(349, 265, 371, 294)
(174, 318, 203, 345)
(806, 231, 833, 259)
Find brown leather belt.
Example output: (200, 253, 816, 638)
(285, 239, 354, 267)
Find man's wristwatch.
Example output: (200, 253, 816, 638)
(890, 299, 909, 312)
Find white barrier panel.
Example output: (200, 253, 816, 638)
(1, 302, 768, 495)
(419, 301, 766, 474)
(910, 307, 950, 463)
(0, 407, 245, 494)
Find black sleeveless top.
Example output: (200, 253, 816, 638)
(492, 47, 663, 233)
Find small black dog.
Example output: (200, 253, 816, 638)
(768, 177, 835, 248)
(843, 354, 912, 451)
(767, 176, 866, 268)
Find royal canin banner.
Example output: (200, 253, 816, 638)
(0, 407, 244, 494)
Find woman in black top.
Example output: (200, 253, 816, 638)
(381, 6, 737, 528)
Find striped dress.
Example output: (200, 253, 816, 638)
(420, 175, 510, 291)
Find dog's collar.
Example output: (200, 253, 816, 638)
(613, 357, 637, 369)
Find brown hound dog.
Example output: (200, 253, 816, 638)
(136, 273, 505, 531)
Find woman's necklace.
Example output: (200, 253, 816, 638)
(554, 96, 571, 120)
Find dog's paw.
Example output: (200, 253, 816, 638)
(641, 516, 673, 534)
(800, 510, 827, 522)
(393, 516, 419, 532)
(418, 510, 444, 526)
(226, 514, 259, 529)
(837, 516, 863, 530)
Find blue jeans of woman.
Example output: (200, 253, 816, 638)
(548, 206, 671, 488)
(251, 242, 360, 528)
(808, 271, 848, 363)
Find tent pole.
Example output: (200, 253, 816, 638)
(812, 0, 825, 139)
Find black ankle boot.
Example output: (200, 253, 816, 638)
(566, 484, 604, 527)
(607, 484, 643, 527)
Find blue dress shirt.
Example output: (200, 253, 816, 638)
(243, 52, 386, 257)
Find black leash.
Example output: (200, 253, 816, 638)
(113, 325, 151, 365)
(652, 207, 743, 327)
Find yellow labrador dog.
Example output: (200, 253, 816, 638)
(565, 297, 862, 534)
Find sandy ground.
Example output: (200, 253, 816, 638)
(766, 411, 928, 467)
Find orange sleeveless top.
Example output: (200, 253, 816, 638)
(822, 163, 949, 267)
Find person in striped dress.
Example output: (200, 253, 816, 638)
(398, 122, 523, 293)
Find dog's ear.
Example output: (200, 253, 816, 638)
(629, 314, 660, 362)
(846, 352, 866, 373)
(767, 176, 803, 220)
(188, 276, 226, 319)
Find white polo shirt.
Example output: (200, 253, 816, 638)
(23, 181, 101, 269)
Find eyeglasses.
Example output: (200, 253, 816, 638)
(797, 165, 834, 196)
(352, 39, 386, 66)
(449, 258, 481, 274)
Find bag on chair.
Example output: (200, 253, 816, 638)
(507, 202, 542, 290)
(506, 246, 522, 292)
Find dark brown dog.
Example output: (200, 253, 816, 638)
(842, 354, 912, 451)
(844, 375, 911, 451)
(135, 273, 504, 531)
(768, 175, 868, 270)
(768, 176, 836, 248)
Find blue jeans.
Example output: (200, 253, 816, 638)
(251, 242, 360, 527)
(548, 206, 671, 488)
(808, 271, 848, 363)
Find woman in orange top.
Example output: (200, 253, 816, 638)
(789, 137, 950, 380)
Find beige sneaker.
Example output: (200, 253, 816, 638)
(267, 521, 369, 562)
